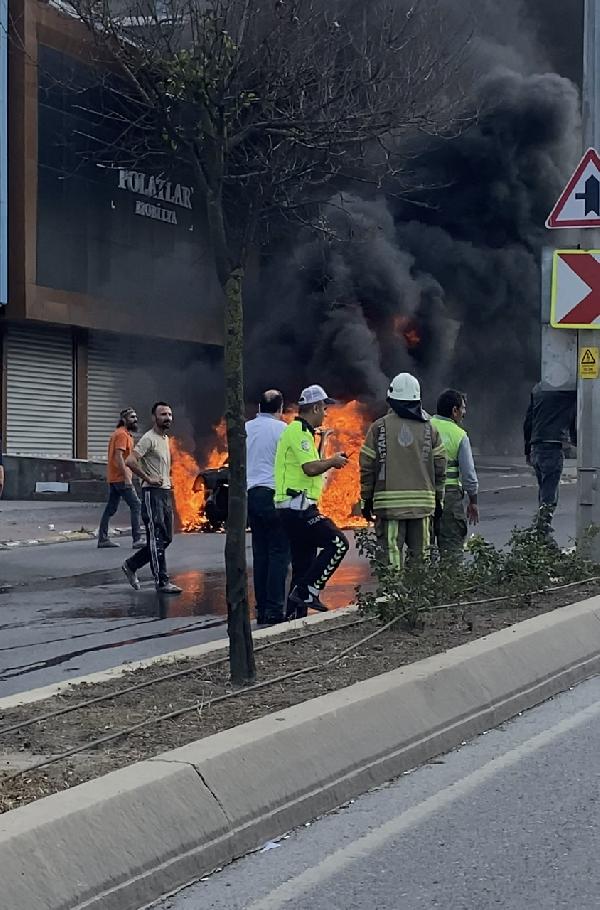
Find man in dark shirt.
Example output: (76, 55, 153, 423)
(523, 383, 577, 531)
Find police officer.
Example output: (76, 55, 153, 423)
(274, 384, 349, 618)
(431, 389, 479, 558)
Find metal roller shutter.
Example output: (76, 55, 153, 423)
(87, 332, 162, 460)
(5, 325, 74, 457)
(87, 334, 133, 460)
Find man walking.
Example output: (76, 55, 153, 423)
(274, 384, 349, 618)
(360, 373, 446, 567)
(246, 390, 289, 625)
(122, 402, 181, 594)
(431, 389, 479, 558)
(97, 408, 143, 550)
(524, 382, 577, 533)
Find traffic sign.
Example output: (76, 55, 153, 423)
(551, 250, 600, 328)
(546, 148, 600, 229)
(580, 346, 600, 378)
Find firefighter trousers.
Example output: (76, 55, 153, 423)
(375, 516, 430, 569)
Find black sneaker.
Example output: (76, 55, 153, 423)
(288, 586, 329, 614)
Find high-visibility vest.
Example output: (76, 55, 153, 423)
(274, 418, 323, 503)
(430, 416, 466, 489)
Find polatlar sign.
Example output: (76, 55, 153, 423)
(0, 0, 7, 305)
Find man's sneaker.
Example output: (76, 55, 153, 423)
(156, 582, 182, 595)
(132, 539, 145, 550)
(122, 562, 141, 591)
(288, 586, 328, 614)
(98, 539, 120, 549)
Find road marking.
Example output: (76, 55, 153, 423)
(246, 691, 600, 910)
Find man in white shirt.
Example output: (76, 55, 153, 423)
(246, 390, 289, 624)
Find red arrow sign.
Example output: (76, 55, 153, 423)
(558, 253, 600, 324)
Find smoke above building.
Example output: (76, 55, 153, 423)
(245, 0, 582, 452)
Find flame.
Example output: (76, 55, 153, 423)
(171, 402, 371, 531)
(171, 424, 227, 531)
(320, 401, 369, 528)
(393, 314, 421, 350)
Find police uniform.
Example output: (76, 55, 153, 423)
(274, 417, 349, 618)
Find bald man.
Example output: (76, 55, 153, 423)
(246, 390, 290, 625)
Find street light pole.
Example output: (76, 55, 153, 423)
(576, 0, 600, 554)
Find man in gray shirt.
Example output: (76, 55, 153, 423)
(122, 401, 181, 594)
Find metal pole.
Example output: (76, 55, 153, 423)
(577, 0, 600, 554)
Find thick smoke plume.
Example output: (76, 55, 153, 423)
(244, 0, 582, 453)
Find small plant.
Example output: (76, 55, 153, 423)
(356, 522, 600, 628)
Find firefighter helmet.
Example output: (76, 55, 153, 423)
(387, 373, 420, 402)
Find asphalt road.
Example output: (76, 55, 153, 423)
(0, 467, 576, 697)
(158, 674, 600, 910)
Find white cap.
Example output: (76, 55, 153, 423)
(298, 384, 336, 405)
(387, 373, 421, 402)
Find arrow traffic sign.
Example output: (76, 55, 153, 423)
(551, 250, 600, 329)
(546, 148, 600, 229)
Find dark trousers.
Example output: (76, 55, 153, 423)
(280, 505, 349, 603)
(435, 488, 467, 558)
(99, 482, 142, 543)
(531, 444, 564, 510)
(126, 488, 173, 587)
(248, 486, 290, 622)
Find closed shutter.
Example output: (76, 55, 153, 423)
(87, 332, 162, 460)
(87, 334, 132, 460)
(5, 325, 74, 457)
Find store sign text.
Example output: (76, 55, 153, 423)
(118, 168, 194, 227)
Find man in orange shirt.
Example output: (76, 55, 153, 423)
(97, 408, 143, 549)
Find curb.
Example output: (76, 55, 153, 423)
(3, 598, 600, 910)
(0, 529, 129, 550)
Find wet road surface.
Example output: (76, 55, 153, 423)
(0, 469, 576, 698)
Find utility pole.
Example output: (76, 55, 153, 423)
(576, 0, 600, 555)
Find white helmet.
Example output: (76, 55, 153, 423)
(387, 372, 421, 402)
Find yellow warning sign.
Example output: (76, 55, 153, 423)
(580, 346, 600, 379)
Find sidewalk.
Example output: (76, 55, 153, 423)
(0, 499, 134, 547)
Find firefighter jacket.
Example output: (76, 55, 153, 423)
(360, 409, 447, 519)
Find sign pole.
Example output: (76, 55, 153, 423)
(577, 0, 600, 554)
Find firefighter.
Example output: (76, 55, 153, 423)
(431, 389, 479, 558)
(360, 373, 446, 567)
(274, 384, 349, 618)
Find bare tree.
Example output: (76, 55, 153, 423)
(56, 0, 470, 684)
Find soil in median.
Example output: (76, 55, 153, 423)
(2, 581, 600, 814)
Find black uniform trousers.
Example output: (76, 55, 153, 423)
(280, 505, 349, 609)
(126, 488, 173, 587)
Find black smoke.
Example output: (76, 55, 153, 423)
(244, 1, 582, 453)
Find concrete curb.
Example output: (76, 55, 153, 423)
(0, 528, 129, 550)
(0, 605, 360, 710)
(3, 597, 600, 910)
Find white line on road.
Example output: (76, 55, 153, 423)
(246, 691, 600, 910)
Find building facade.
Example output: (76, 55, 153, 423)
(4, 0, 223, 496)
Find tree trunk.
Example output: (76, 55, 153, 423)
(224, 267, 256, 685)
